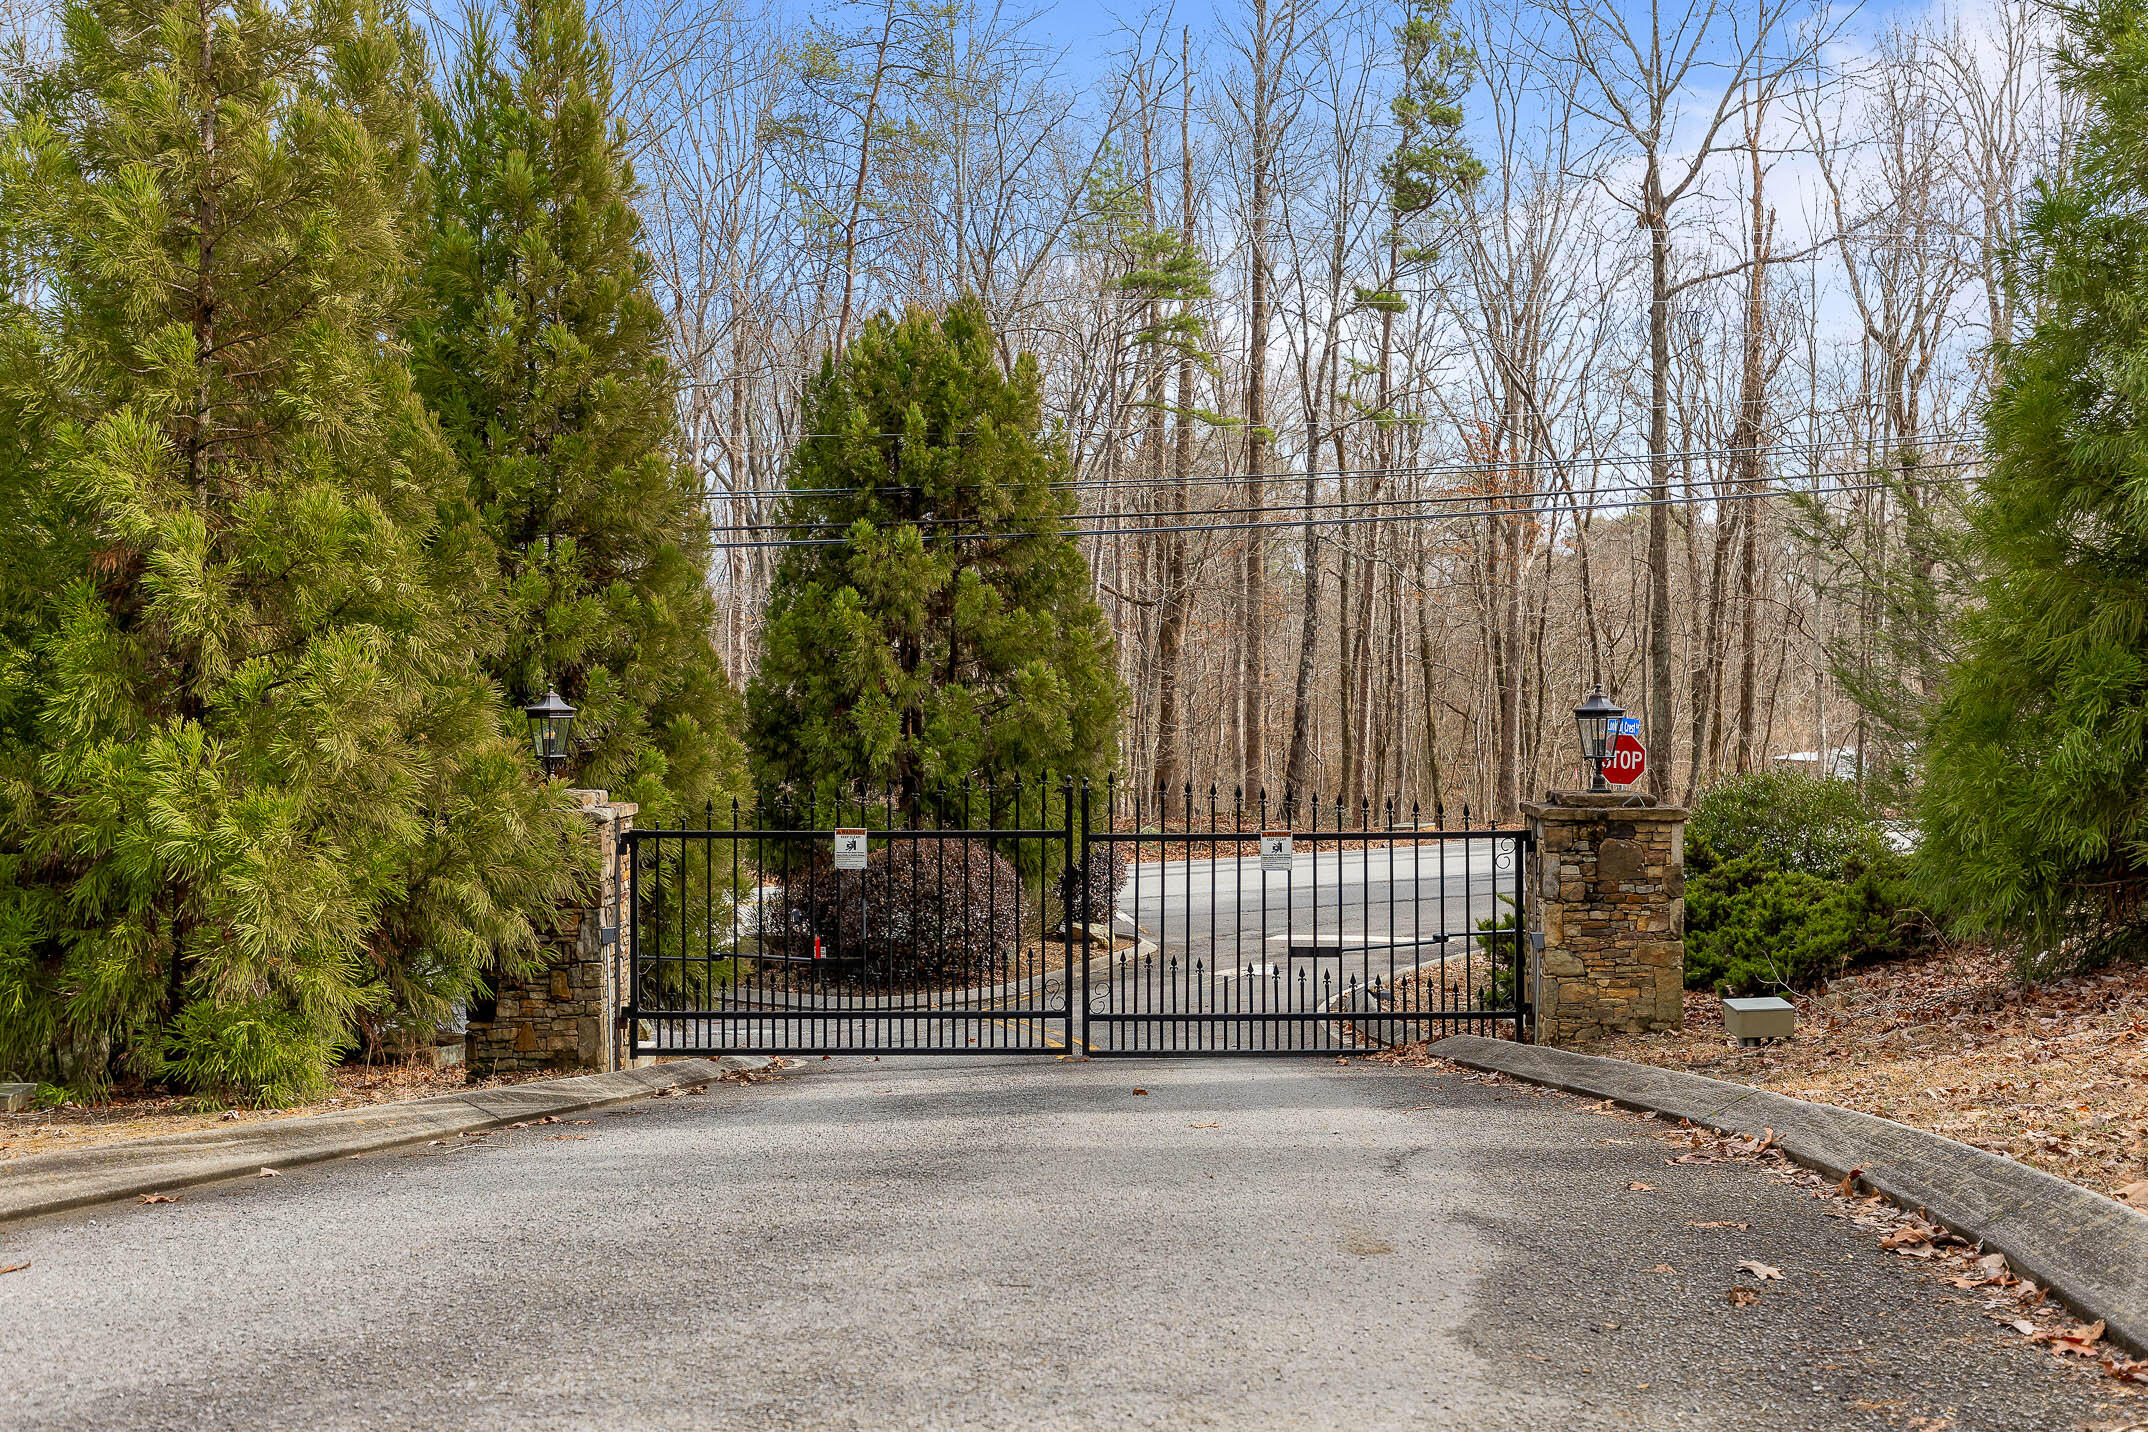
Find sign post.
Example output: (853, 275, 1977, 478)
(1603, 716, 1648, 788)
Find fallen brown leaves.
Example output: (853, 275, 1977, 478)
(0, 1261, 26, 1275)
(134, 1192, 177, 1204)
(1593, 948, 2148, 1205)
(1442, 1068, 2146, 1398)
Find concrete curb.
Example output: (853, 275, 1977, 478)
(0, 1055, 773, 1226)
(1428, 1034, 2148, 1356)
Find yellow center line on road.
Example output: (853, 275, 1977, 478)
(984, 1015, 1065, 1049)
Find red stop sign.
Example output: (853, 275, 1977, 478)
(1603, 732, 1647, 786)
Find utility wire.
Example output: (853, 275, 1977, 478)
(706, 430, 1979, 501)
(707, 472, 1977, 551)
(704, 455, 1983, 535)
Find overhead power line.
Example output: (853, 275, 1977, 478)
(706, 431, 1979, 502)
(703, 456, 1983, 536)
(705, 471, 1980, 551)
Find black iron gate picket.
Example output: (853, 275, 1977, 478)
(623, 776, 1530, 1058)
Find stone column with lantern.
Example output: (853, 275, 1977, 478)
(465, 687, 640, 1076)
(1520, 688, 1687, 1047)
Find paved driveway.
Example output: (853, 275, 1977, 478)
(1, 1057, 2124, 1430)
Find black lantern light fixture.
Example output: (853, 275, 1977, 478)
(524, 685, 578, 780)
(1573, 685, 1623, 791)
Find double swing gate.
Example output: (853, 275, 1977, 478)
(624, 776, 1532, 1059)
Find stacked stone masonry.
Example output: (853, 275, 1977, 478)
(1521, 791, 1686, 1047)
(466, 790, 637, 1076)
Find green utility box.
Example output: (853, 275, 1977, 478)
(1722, 995, 1795, 1045)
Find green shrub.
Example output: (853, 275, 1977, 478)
(1688, 770, 1886, 881)
(796, 839, 1028, 986)
(1683, 774, 1935, 996)
(161, 1000, 347, 1110)
(1476, 898, 1521, 1010)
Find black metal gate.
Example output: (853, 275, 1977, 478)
(625, 781, 1081, 1055)
(623, 776, 1529, 1058)
(1079, 779, 1531, 1054)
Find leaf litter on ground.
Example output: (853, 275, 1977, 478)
(1591, 947, 2148, 1208)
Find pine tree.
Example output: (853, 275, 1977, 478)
(1920, 0, 2148, 972)
(748, 299, 1123, 804)
(0, 0, 580, 1102)
(412, 0, 742, 824)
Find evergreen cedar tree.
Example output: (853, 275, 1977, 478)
(0, 0, 603, 1105)
(748, 300, 1124, 808)
(1921, 0, 2148, 973)
(411, 0, 744, 827)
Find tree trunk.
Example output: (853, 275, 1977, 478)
(1732, 123, 1773, 774)
(1152, 45, 1197, 807)
(1239, 0, 1276, 795)
(1644, 161, 1676, 799)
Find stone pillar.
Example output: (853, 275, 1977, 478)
(466, 789, 637, 1076)
(1521, 791, 1686, 1047)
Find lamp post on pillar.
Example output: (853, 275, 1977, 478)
(1521, 683, 1685, 1047)
(1572, 686, 1623, 791)
(524, 686, 578, 781)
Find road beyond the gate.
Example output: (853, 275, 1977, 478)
(2, 1058, 2123, 1432)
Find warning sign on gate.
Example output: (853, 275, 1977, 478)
(1260, 830, 1294, 872)
(832, 828, 868, 870)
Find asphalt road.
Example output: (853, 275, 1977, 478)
(2, 1057, 2124, 1431)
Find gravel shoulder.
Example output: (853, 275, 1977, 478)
(0, 1061, 556, 1161)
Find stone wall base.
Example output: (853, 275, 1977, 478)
(467, 789, 635, 1076)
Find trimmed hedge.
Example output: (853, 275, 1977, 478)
(1059, 842, 1128, 931)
